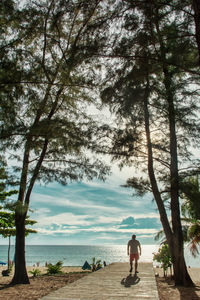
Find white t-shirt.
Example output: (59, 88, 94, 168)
(127, 239, 141, 254)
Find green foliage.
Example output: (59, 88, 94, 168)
(0, 0, 112, 284)
(99, 0, 200, 286)
(0, 206, 37, 238)
(47, 261, 63, 275)
(90, 257, 102, 272)
(180, 176, 200, 221)
(179, 176, 200, 257)
(0, 164, 18, 203)
(29, 268, 41, 277)
(153, 244, 172, 277)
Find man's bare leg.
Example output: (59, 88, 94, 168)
(130, 260, 133, 273)
(135, 259, 138, 273)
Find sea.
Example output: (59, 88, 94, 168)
(0, 244, 199, 268)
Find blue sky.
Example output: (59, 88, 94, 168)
(0, 108, 163, 247)
(16, 165, 161, 246)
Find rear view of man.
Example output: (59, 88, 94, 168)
(127, 234, 141, 274)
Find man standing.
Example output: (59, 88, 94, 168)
(127, 234, 141, 274)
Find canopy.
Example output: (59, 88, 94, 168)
(82, 260, 91, 270)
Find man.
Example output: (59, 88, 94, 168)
(127, 234, 141, 273)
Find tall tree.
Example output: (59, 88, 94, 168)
(0, 0, 110, 284)
(100, 0, 200, 286)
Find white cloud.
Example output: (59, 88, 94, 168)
(31, 193, 122, 213)
(35, 225, 157, 235)
(36, 212, 93, 226)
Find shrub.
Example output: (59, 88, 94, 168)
(47, 261, 63, 274)
(29, 268, 41, 277)
(90, 257, 102, 272)
(153, 243, 172, 277)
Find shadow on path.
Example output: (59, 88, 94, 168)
(121, 273, 140, 288)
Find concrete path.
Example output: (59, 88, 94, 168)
(39, 262, 159, 300)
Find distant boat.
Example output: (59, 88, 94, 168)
(0, 261, 7, 265)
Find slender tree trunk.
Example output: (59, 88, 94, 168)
(192, 0, 200, 65)
(150, 2, 194, 285)
(143, 74, 173, 244)
(8, 236, 11, 270)
(165, 74, 193, 286)
(11, 212, 29, 284)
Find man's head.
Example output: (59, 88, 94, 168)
(132, 234, 136, 239)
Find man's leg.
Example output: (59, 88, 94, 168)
(129, 255, 133, 273)
(135, 258, 138, 273)
(130, 260, 133, 273)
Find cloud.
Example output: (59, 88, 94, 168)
(28, 179, 161, 245)
(32, 187, 125, 210)
(121, 216, 135, 225)
(35, 224, 158, 235)
(35, 212, 93, 226)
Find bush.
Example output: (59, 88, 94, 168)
(47, 261, 63, 274)
(29, 268, 41, 277)
(153, 243, 172, 277)
(90, 257, 102, 272)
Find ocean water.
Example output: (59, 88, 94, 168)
(0, 244, 199, 267)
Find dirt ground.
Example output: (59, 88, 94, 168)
(0, 266, 200, 299)
(0, 266, 89, 300)
(154, 267, 200, 300)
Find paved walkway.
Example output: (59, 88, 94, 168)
(39, 262, 159, 300)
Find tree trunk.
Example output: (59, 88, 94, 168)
(11, 212, 29, 284)
(143, 74, 173, 243)
(171, 237, 193, 286)
(166, 76, 194, 286)
(150, 2, 194, 286)
(143, 67, 194, 286)
(192, 0, 200, 65)
(8, 236, 11, 270)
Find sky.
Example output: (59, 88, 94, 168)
(3, 164, 161, 246)
(0, 106, 162, 246)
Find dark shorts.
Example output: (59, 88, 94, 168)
(130, 253, 139, 262)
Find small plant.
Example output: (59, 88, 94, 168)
(47, 261, 63, 274)
(153, 243, 172, 277)
(90, 257, 102, 272)
(29, 268, 41, 277)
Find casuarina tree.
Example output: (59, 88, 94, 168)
(100, 0, 200, 286)
(0, 0, 111, 284)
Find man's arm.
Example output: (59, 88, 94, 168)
(127, 241, 130, 255)
(138, 242, 141, 256)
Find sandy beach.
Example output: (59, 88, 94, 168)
(0, 265, 88, 277)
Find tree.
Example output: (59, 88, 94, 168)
(0, 208, 37, 271)
(100, 0, 199, 286)
(0, 0, 111, 284)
